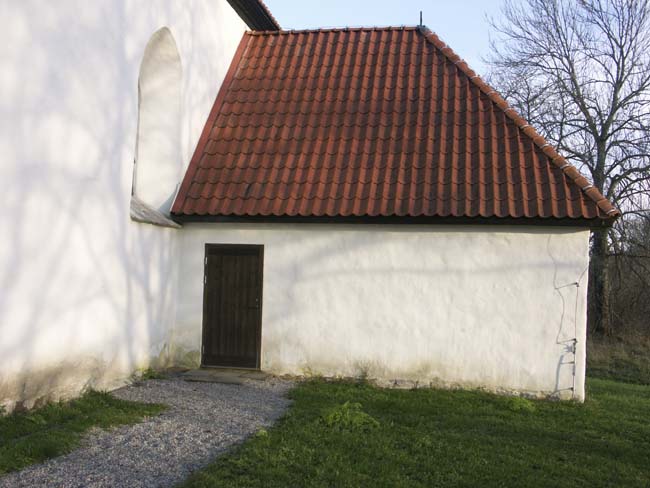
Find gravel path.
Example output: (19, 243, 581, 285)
(0, 376, 293, 488)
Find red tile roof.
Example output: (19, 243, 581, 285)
(172, 26, 619, 224)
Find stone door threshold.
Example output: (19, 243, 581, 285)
(181, 368, 270, 385)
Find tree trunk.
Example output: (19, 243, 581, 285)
(588, 230, 611, 336)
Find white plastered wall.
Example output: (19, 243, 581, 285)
(177, 224, 591, 400)
(0, 1, 247, 410)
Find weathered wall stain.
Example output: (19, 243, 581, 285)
(1, 358, 129, 412)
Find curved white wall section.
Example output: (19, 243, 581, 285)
(176, 224, 591, 401)
(135, 27, 182, 214)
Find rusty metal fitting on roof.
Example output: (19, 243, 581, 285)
(582, 185, 594, 191)
(540, 143, 550, 148)
(606, 208, 618, 214)
(559, 163, 570, 169)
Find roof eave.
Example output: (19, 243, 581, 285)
(171, 213, 618, 228)
(227, 0, 280, 31)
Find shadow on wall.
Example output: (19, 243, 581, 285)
(242, 230, 579, 396)
(0, 1, 242, 409)
(183, 224, 587, 397)
(549, 235, 589, 399)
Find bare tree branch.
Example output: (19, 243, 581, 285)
(487, 0, 650, 335)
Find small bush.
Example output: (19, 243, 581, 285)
(321, 401, 379, 431)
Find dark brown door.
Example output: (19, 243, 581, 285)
(202, 244, 263, 368)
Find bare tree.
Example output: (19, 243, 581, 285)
(487, 0, 650, 335)
(609, 214, 650, 337)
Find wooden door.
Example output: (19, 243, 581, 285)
(202, 244, 263, 368)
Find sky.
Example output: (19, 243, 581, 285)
(263, 0, 507, 75)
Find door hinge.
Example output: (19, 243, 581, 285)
(204, 256, 208, 265)
(204, 275, 207, 285)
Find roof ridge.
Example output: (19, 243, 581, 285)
(416, 25, 619, 219)
(247, 25, 420, 36)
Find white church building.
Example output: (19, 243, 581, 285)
(0, 0, 617, 412)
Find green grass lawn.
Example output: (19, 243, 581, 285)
(0, 390, 165, 475)
(180, 378, 650, 488)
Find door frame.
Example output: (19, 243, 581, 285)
(201, 243, 264, 369)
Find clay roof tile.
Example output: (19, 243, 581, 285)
(172, 26, 619, 224)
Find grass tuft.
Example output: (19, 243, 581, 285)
(133, 368, 167, 382)
(0, 390, 165, 475)
(254, 428, 269, 439)
(320, 401, 379, 431)
(497, 395, 537, 413)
